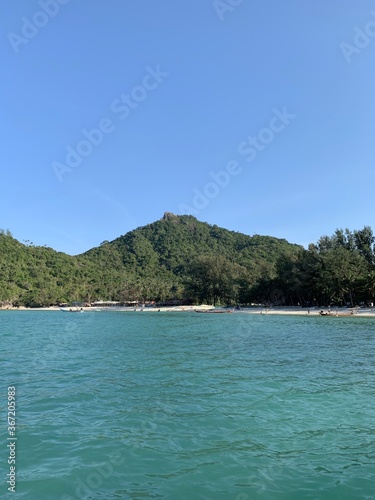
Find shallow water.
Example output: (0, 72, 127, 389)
(1, 311, 375, 499)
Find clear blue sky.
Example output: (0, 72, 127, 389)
(2, 0, 375, 255)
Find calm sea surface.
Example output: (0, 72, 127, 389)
(1, 311, 375, 499)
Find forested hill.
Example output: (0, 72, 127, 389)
(85, 212, 299, 279)
(2, 215, 375, 308)
(0, 213, 300, 306)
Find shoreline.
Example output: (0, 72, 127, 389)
(1, 305, 375, 317)
(238, 307, 375, 318)
(0, 304, 214, 313)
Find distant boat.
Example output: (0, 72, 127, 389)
(195, 309, 233, 314)
(319, 310, 355, 317)
(60, 308, 84, 313)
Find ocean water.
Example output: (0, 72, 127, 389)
(1, 311, 375, 500)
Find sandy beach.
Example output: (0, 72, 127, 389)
(1, 305, 375, 317)
(0, 304, 214, 313)
(238, 306, 375, 318)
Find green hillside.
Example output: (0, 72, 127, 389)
(2, 215, 374, 307)
(0, 214, 300, 307)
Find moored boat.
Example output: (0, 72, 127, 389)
(195, 308, 233, 314)
(60, 307, 84, 313)
(319, 309, 356, 317)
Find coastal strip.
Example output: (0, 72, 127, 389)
(2, 305, 375, 317)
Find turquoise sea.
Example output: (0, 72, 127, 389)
(1, 311, 375, 499)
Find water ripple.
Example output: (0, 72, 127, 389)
(2, 312, 375, 499)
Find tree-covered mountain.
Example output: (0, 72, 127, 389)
(1, 215, 375, 307)
(81, 212, 301, 306)
(0, 214, 299, 306)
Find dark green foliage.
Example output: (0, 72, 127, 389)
(0, 215, 299, 306)
(266, 226, 375, 307)
(1, 217, 374, 307)
(185, 255, 246, 305)
(81, 214, 299, 305)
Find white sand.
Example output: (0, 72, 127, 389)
(237, 306, 375, 317)
(2, 305, 375, 317)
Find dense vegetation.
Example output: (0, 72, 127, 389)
(1, 215, 375, 307)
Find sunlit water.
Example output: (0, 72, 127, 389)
(1, 311, 375, 499)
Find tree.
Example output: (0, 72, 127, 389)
(315, 247, 367, 306)
(185, 255, 244, 305)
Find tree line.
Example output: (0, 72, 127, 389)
(1, 217, 374, 308)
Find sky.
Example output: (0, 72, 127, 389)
(2, 0, 375, 255)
